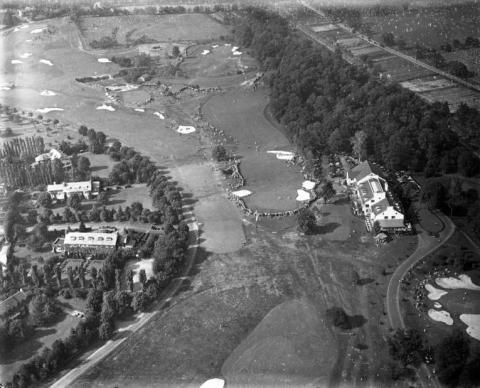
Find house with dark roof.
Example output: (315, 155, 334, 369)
(0, 290, 28, 322)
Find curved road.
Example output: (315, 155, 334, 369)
(386, 208, 456, 388)
(49, 212, 199, 388)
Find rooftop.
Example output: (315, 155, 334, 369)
(371, 198, 390, 216)
(64, 232, 118, 247)
(47, 180, 92, 193)
(348, 161, 384, 182)
(377, 218, 406, 229)
(0, 290, 28, 317)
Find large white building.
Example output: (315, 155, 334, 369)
(63, 231, 118, 254)
(47, 180, 100, 200)
(33, 148, 72, 171)
(347, 161, 408, 232)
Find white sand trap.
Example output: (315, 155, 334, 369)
(425, 284, 448, 301)
(0, 86, 11, 91)
(177, 125, 196, 134)
(435, 274, 480, 290)
(36, 107, 64, 113)
(224, 43, 231, 47)
(40, 90, 56, 96)
(39, 59, 53, 66)
(302, 180, 316, 190)
(460, 314, 480, 341)
(296, 189, 311, 202)
(212, 44, 219, 48)
(434, 302, 442, 309)
(11, 60, 23, 64)
(14, 25, 29, 32)
(267, 150, 295, 161)
(98, 58, 111, 63)
(134, 108, 145, 112)
(153, 112, 165, 119)
(96, 104, 115, 111)
(106, 83, 137, 92)
(200, 378, 225, 388)
(30, 28, 46, 34)
(232, 190, 252, 198)
(19, 53, 32, 59)
(233, 51, 242, 56)
(25, 39, 32, 43)
(232, 46, 239, 52)
(201, 50, 210, 55)
(428, 309, 453, 325)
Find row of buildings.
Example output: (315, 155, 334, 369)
(47, 180, 100, 201)
(53, 231, 119, 255)
(347, 161, 411, 234)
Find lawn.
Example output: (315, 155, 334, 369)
(0, 312, 80, 384)
(80, 14, 230, 45)
(400, 231, 480, 348)
(202, 89, 305, 212)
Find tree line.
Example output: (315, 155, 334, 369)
(233, 7, 480, 180)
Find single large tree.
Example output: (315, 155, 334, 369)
(297, 208, 316, 234)
(350, 130, 368, 161)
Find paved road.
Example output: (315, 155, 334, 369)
(49, 216, 199, 388)
(386, 207, 456, 388)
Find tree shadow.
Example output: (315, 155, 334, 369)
(326, 307, 367, 330)
(90, 165, 108, 173)
(107, 199, 126, 206)
(356, 277, 375, 286)
(314, 222, 341, 235)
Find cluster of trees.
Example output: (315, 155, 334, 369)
(78, 126, 107, 154)
(108, 145, 157, 185)
(0, 136, 45, 160)
(440, 36, 480, 53)
(388, 328, 480, 386)
(234, 8, 480, 180)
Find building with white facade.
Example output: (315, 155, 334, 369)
(347, 161, 409, 232)
(33, 148, 72, 171)
(47, 180, 100, 200)
(63, 231, 118, 254)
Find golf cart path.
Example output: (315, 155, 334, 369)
(386, 208, 455, 388)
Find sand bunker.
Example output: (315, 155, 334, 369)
(200, 378, 225, 388)
(40, 90, 56, 96)
(14, 25, 28, 32)
(177, 125, 196, 134)
(425, 284, 448, 301)
(39, 59, 53, 66)
(201, 50, 210, 55)
(153, 112, 165, 120)
(428, 309, 453, 325)
(460, 314, 480, 341)
(224, 43, 231, 47)
(96, 104, 115, 111)
(212, 44, 219, 48)
(36, 108, 63, 113)
(11, 60, 23, 64)
(435, 274, 480, 290)
(105, 84, 138, 92)
(134, 108, 145, 112)
(302, 180, 316, 190)
(0, 86, 11, 91)
(296, 189, 311, 202)
(30, 28, 46, 34)
(19, 53, 32, 59)
(434, 302, 442, 309)
(233, 51, 242, 56)
(98, 58, 111, 63)
(232, 190, 252, 198)
(267, 150, 295, 161)
(232, 46, 239, 52)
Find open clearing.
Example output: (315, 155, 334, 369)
(203, 90, 304, 212)
(80, 14, 230, 44)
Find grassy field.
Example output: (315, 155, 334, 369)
(0, 312, 80, 383)
(202, 89, 305, 212)
(363, 4, 480, 50)
(401, 231, 480, 347)
(80, 14, 230, 45)
(181, 44, 258, 78)
(71, 197, 418, 387)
